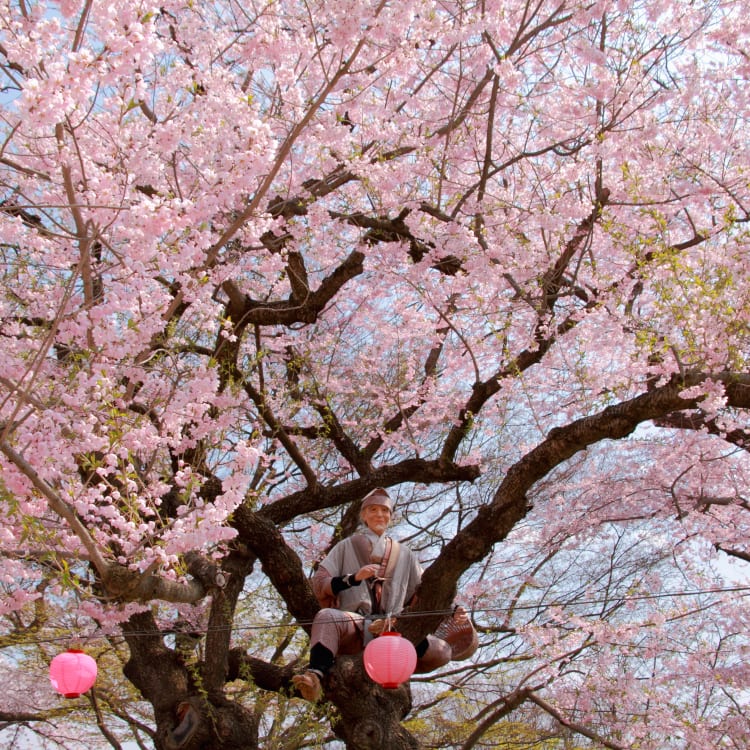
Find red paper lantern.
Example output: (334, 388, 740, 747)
(363, 631, 417, 688)
(49, 649, 98, 698)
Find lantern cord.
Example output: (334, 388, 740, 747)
(7, 584, 750, 646)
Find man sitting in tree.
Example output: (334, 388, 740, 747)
(293, 487, 477, 701)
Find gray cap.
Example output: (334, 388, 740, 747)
(360, 487, 393, 512)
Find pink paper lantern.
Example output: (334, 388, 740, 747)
(363, 631, 417, 688)
(49, 649, 98, 698)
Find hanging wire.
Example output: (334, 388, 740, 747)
(6, 584, 750, 646)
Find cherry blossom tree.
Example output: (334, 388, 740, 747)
(1, 0, 750, 747)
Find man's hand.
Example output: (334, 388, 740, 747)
(368, 618, 398, 635)
(453, 606, 469, 624)
(355, 563, 380, 581)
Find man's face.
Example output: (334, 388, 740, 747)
(361, 503, 392, 535)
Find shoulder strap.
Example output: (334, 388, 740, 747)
(381, 539, 400, 580)
(373, 539, 402, 615)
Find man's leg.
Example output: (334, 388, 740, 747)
(292, 609, 363, 701)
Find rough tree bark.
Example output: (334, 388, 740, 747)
(229, 649, 420, 749)
(328, 656, 418, 750)
(123, 612, 260, 750)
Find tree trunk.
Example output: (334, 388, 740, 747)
(153, 695, 260, 750)
(122, 612, 260, 750)
(125, 612, 421, 749)
(328, 655, 419, 750)
(229, 647, 421, 747)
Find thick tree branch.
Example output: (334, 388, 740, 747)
(0, 710, 49, 723)
(122, 611, 190, 717)
(414, 372, 750, 637)
(231, 508, 320, 630)
(259, 459, 481, 526)
(227, 649, 297, 692)
(224, 248, 364, 327)
(201, 553, 254, 696)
